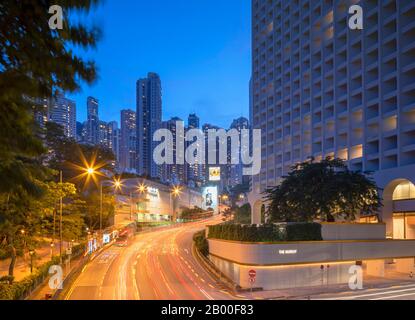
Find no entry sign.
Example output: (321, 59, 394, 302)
(249, 270, 256, 279)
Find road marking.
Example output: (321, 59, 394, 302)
(322, 285, 415, 300)
(200, 289, 214, 300)
(371, 292, 415, 300)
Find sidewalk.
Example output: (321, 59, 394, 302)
(246, 275, 415, 300)
(238, 273, 415, 300)
(0, 242, 67, 282)
(28, 253, 88, 300)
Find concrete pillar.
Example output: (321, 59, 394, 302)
(395, 258, 415, 274)
(366, 260, 385, 277)
(248, 191, 262, 225)
(251, 201, 262, 224)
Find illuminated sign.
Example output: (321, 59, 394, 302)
(147, 187, 159, 197)
(103, 234, 111, 244)
(209, 167, 221, 181)
(202, 186, 218, 213)
(278, 250, 298, 255)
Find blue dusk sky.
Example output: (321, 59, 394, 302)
(70, 0, 252, 128)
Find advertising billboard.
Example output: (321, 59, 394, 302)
(202, 186, 218, 213)
(209, 167, 221, 181)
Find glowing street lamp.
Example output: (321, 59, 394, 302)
(172, 186, 182, 197)
(138, 183, 147, 194)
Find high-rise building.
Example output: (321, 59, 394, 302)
(76, 121, 84, 142)
(161, 117, 187, 185)
(187, 113, 203, 186)
(120, 109, 137, 173)
(108, 121, 120, 164)
(137, 73, 162, 178)
(229, 117, 250, 187)
(98, 121, 109, 147)
(188, 113, 200, 129)
(249, 0, 415, 234)
(48, 93, 77, 138)
(202, 123, 221, 187)
(33, 97, 50, 131)
(86, 96, 99, 145)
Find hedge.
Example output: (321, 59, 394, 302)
(0, 243, 86, 300)
(208, 223, 284, 242)
(208, 223, 322, 242)
(193, 231, 209, 257)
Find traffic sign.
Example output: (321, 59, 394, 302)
(249, 277, 256, 283)
(249, 270, 256, 279)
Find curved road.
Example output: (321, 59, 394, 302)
(65, 217, 235, 300)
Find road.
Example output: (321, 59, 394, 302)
(65, 217, 236, 300)
(312, 283, 415, 300)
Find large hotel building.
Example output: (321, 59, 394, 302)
(249, 0, 415, 238)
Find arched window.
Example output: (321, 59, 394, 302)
(393, 181, 415, 201)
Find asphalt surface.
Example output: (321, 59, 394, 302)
(65, 217, 235, 300)
(313, 283, 415, 300)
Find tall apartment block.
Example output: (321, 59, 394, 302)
(161, 117, 187, 185)
(33, 94, 76, 138)
(229, 117, 250, 187)
(187, 113, 203, 186)
(86, 96, 100, 145)
(137, 73, 162, 179)
(249, 0, 415, 238)
(120, 109, 137, 173)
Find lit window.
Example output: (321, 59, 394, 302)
(393, 181, 415, 201)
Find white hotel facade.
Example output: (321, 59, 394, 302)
(249, 0, 415, 238)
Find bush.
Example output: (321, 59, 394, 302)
(285, 223, 322, 241)
(208, 223, 284, 242)
(0, 242, 87, 300)
(234, 204, 251, 224)
(0, 248, 9, 260)
(193, 231, 209, 257)
(208, 223, 322, 242)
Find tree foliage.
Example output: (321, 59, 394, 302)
(0, 0, 101, 194)
(264, 158, 382, 223)
(0, 0, 102, 276)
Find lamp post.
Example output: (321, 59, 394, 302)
(99, 179, 122, 241)
(84, 167, 122, 242)
(171, 186, 181, 222)
(29, 250, 35, 274)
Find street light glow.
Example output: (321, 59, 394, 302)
(138, 183, 147, 193)
(113, 179, 123, 190)
(172, 186, 182, 197)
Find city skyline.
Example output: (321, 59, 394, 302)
(67, 0, 251, 129)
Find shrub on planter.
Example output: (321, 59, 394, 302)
(285, 223, 322, 241)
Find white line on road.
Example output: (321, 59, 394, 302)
(322, 284, 415, 300)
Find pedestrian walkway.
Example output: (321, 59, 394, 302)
(0, 241, 67, 282)
(28, 253, 87, 300)
(245, 273, 415, 300)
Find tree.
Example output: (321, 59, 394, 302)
(43, 122, 115, 190)
(234, 204, 252, 224)
(81, 191, 115, 231)
(264, 158, 382, 223)
(0, 0, 102, 194)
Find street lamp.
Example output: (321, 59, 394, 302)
(99, 178, 123, 237)
(138, 183, 147, 194)
(83, 167, 123, 238)
(29, 250, 35, 274)
(171, 186, 182, 222)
